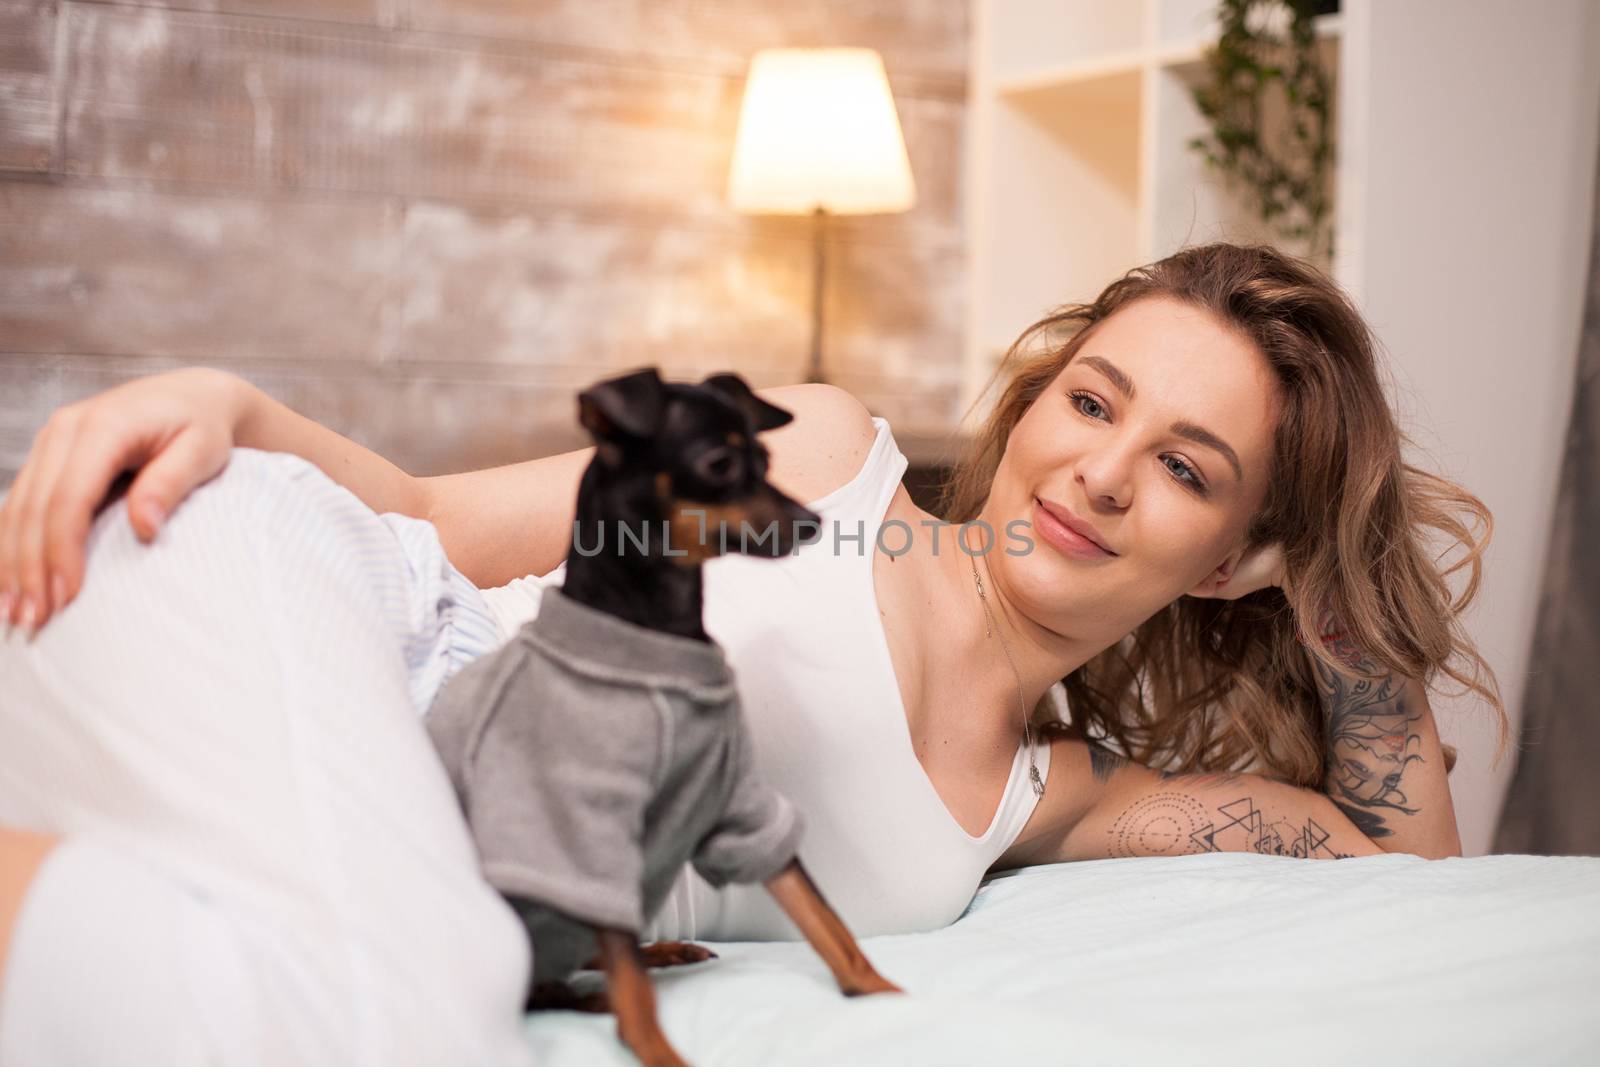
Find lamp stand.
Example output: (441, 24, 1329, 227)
(806, 205, 828, 385)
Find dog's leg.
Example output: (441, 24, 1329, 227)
(593, 925, 692, 1067)
(763, 858, 901, 997)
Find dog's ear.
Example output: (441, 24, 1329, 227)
(578, 367, 666, 445)
(700, 373, 793, 433)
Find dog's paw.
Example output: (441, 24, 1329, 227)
(578, 939, 720, 972)
(638, 940, 720, 968)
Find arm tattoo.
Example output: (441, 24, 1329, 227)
(1312, 626, 1425, 839)
(1087, 745, 1231, 786)
(1105, 791, 1351, 860)
(1087, 743, 1128, 784)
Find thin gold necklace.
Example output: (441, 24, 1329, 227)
(966, 537, 1046, 798)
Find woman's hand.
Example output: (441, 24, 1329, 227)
(1188, 541, 1287, 601)
(0, 367, 248, 636)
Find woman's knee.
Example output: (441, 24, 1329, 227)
(176, 448, 401, 580)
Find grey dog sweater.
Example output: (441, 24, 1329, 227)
(425, 586, 804, 984)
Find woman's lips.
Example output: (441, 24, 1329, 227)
(1032, 499, 1115, 560)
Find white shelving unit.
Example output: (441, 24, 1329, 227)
(962, 0, 1340, 417)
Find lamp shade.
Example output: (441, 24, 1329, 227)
(727, 48, 917, 216)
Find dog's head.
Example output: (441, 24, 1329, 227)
(576, 367, 821, 561)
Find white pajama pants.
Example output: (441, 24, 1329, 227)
(0, 449, 534, 1067)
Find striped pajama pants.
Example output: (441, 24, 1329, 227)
(0, 448, 534, 1067)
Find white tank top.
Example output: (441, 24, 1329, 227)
(476, 417, 1053, 940)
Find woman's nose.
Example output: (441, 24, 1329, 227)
(1075, 443, 1134, 509)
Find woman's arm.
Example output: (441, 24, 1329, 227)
(1048, 740, 1384, 863)
(3, 366, 876, 632)
(232, 375, 428, 520)
(1189, 547, 1463, 859)
(236, 375, 591, 585)
(238, 376, 878, 587)
(1052, 668, 1460, 863)
(0, 368, 441, 635)
(1309, 625, 1463, 859)
(417, 382, 877, 588)
(241, 376, 878, 587)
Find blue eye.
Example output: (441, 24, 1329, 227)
(1163, 455, 1203, 487)
(1071, 392, 1108, 421)
(1067, 390, 1208, 496)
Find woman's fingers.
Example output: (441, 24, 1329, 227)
(0, 369, 245, 638)
(38, 408, 167, 621)
(34, 420, 226, 633)
(0, 445, 42, 630)
(14, 410, 85, 633)
(2, 417, 66, 632)
(121, 424, 230, 544)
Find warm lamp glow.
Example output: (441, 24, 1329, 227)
(727, 48, 917, 216)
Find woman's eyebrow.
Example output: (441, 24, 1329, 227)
(1080, 355, 1136, 401)
(1078, 355, 1244, 483)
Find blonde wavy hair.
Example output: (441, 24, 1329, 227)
(939, 243, 1506, 786)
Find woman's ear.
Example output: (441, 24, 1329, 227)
(1185, 550, 1242, 600)
(1186, 541, 1286, 601)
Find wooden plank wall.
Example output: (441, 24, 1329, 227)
(0, 0, 967, 485)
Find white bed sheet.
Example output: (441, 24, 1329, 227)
(523, 852, 1600, 1066)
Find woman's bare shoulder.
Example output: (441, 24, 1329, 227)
(753, 384, 879, 505)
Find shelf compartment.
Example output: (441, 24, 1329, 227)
(973, 67, 1143, 367)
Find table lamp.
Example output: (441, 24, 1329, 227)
(727, 48, 917, 384)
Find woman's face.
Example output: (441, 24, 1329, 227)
(986, 296, 1281, 639)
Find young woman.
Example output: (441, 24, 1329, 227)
(0, 244, 1506, 1064)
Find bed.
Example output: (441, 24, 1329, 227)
(524, 851, 1600, 1065)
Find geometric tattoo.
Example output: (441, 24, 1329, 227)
(1105, 791, 1351, 859)
(1312, 625, 1424, 840)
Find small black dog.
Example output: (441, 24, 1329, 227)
(561, 366, 819, 636)
(426, 367, 899, 1067)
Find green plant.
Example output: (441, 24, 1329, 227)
(1188, 0, 1335, 256)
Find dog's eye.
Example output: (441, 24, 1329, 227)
(694, 447, 743, 483)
